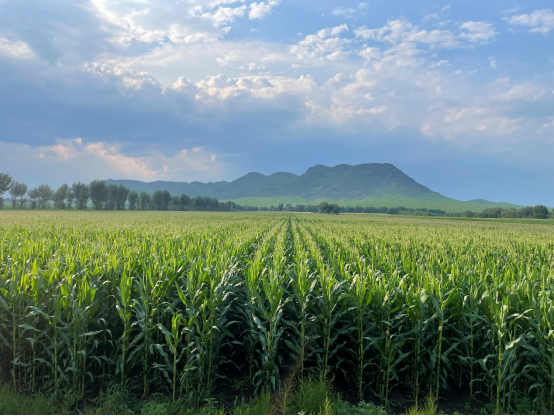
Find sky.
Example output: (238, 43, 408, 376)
(0, 0, 553, 205)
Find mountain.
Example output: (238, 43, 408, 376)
(107, 163, 522, 213)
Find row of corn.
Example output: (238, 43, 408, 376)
(1, 211, 553, 413)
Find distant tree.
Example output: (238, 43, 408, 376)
(89, 180, 108, 210)
(0, 172, 13, 209)
(532, 205, 549, 219)
(128, 191, 139, 210)
(318, 202, 329, 214)
(105, 184, 118, 210)
(10, 181, 28, 209)
(36, 184, 54, 209)
(72, 182, 89, 209)
(66, 186, 75, 209)
(191, 195, 204, 211)
(115, 185, 130, 210)
(152, 190, 166, 210)
(53, 184, 70, 209)
(461, 211, 475, 218)
(519, 206, 533, 218)
(180, 194, 191, 210)
(139, 191, 151, 210)
(171, 195, 181, 211)
(28, 187, 39, 209)
(501, 208, 520, 218)
(318, 202, 340, 214)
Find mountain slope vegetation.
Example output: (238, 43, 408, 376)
(107, 163, 522, 212)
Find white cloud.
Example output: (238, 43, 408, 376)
(507, 9, 554, 34)
(330, 3, 368, 20)
(354, 19, 494, 49)
(199, 5, 247, 27)
(489, 56, 497, 69)
(405, 29, 460, 48)
(458, 21, 497, 44)
(217, 52, 244, 66)
(249, 0, 280, 19)
(421, 106, 521, 139)
(489, 78, 554, 101)
(289, 24, 351, 62)
(358, 47, 381, 63)
(0, 138, 230, 185)
(0, 37, 35, 59)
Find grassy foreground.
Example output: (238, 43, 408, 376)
(1, 211, 553, 414)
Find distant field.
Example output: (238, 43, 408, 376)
(228, 195, 523, 213)
(1, 211, 553, 414)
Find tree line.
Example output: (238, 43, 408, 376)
(0, 174, 247, 212)
(0, 173, 552, 218)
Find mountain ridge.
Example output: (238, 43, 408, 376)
(106, 163, 522, 213)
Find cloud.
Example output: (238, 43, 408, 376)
(0, 138, 230, 186)
(458, 21, 497, 44)
(199, 5, 247, 27)
(354, 19, 495, 49)
(330, 3, 368, 20)
(289, 24, 351, 62)
(0, 37, 35, 59)
(249, 0, 280, 19)
(489, 78, 554, 101)
(506, 9, 554, 34)
(420, 106, 520, 139)
(489, 56, 497, 68)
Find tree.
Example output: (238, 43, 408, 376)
(0, 173, 12, 209)
(128, 191, 139, 210)
(532, 205, 549, 219)
(519, 206, 533, 218)
(89, 180, 108, 210)
(105, 184, 118, 210)
(115, 185, 130, 210)
(53, 184, 69, 209)
(66, 186, 75, 209)
(28, 187, 39, 209)
(10, 181, 28, 209)
(152, 190, 171, 210)
(72, 182, 89, 209)
(170, 196, 181, 211)
(36, 184, 54, 209)
(139, 191, 151, 210)
(318, 202, 340, 214)
(180, 194, 191, 210)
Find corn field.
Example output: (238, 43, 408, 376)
(1, 211, 554, 413)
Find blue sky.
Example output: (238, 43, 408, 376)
(1, 0, 553, 205)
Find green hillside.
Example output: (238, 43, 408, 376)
(108, 163, 524, 213)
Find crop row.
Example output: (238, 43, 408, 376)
(0, 211, 553, 414)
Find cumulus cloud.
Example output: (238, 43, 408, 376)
(506, 9, 554, 34)
(0, 138, 229, 186)
(289, 24, 351, 62)
(0, 37, 35, 59)
(420, 107, 520, 139)
(489, 78, 554, 101)
(249, 0, 280, 19)
(330, 3, 368, 20)
(458, 21, 497, 44)
(354, 19, 494, 49)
